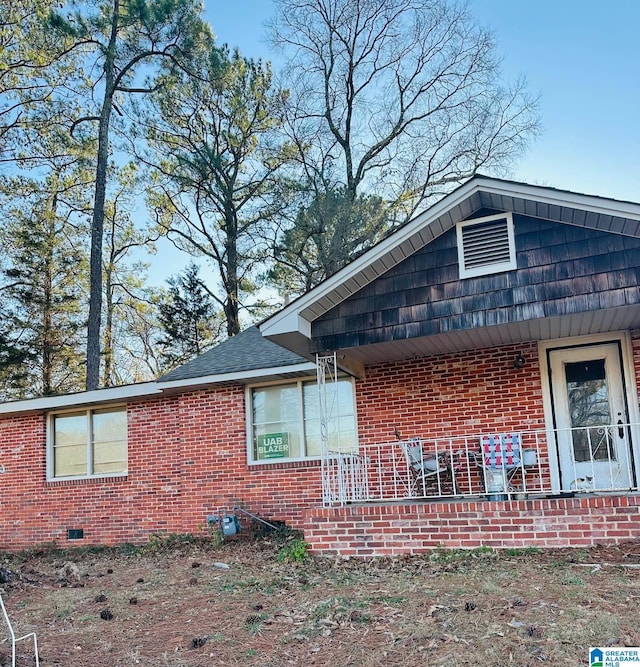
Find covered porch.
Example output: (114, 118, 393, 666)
(315, 325, 640, 504)
(321, 424, 640, 505)
(308, 331, 640, 555)
(259, 178, 640, 554)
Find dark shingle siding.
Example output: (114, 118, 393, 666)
(311, 215, 640, 352)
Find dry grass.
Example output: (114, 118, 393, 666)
(1, 535, 639, 666)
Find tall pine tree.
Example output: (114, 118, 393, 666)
(157, 263, 222, 371)
(49, 0, 212, 389)
(0, 172, 87, 397)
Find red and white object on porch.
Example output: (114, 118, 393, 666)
(480, 433, 522, 496)
(482, 433, 521, 468)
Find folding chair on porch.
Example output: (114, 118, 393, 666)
(1, 591, 40, 667)
(398, 439, 449, 497)
(475, 433, 522, 497)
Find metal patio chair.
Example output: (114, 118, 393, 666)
(0, 591, 40, 667)
(398, 438, 449, 497)
(474, 433, 523, 497)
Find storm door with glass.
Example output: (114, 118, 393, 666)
(548, 343, 634, 491)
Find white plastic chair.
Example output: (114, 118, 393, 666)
(0, 591, 40, 667)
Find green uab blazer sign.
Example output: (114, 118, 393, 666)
(257, 432, 290, 459)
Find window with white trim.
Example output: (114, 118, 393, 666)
(49, 406, 128, 479)
(248, 378, 357, 462)
(456, 212, 517, 278)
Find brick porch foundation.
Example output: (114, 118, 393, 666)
(302, 495, 640, 557)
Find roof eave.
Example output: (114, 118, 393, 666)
(260, 176, 640, 346)
(0, 382, 162, 416)
(260, 177, 484, 340)
(0, 362, 320, 416)
(156, 361, 318, 391)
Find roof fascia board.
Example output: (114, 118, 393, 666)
(0, 382, 162, 416)
(257, 310, 312, 339)
(261, 178, 483, 337)
(0, 362, 320, 416)
(261, 177, 640, 341)
(479, 180, 640, 222)
(157, 361, 318, 390)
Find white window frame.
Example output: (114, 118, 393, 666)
(47, 405, 128, 481)
(245, 376, 358, 465)
(456, 211, 517, 279)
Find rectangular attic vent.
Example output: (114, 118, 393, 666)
(456, 212, 517, 278)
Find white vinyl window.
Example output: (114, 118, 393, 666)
(49, 407, 128, 479)
(456, 212, 517, 278)
(248, 378, 357, 462)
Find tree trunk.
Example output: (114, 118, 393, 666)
(42, 217, 54, 395)
(224, 213, 240, 337)
(85, 2, 118, 390)
(102, 264, 114, 387)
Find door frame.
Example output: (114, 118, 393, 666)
(538, 332, 640, 492)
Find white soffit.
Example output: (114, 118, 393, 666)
(336, 306, 640, 366)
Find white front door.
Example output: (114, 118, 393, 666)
(549, 343, 634, 491)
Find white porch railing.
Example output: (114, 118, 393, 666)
(321, 424, 640, 506)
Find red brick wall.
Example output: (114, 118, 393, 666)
(303, 495, 640, 556)
(0, 389, 323, 550)
(355, 341, 545, 447)
(172, 386, 322, 533)
(0, 335, 638, 553)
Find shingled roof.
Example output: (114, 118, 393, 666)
(158, 326, 311, 383)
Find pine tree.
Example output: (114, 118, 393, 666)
(144, 45, 290, 337)
(0, 0, 71, 158)
(157, 263, 222, 371)
(49, 0, 212, 389)
(0, 173, 87, 397)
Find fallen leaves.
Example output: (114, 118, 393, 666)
(0, 541, 639, 666)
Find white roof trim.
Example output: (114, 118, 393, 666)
(0, 382, 162, 415)
(261, 178, 483, 338)
(260, 176, 640, 341)
(157, 362, 318, 390)
(0, 362, 319, 416)
(478, 180, 640, 221)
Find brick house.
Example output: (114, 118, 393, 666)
(2, 176, 640, 556)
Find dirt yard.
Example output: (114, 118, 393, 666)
(1, 533, 639, 667)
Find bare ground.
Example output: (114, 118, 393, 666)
(1, 533, 639, 667)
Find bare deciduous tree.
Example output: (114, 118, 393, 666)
(268, 0, 540, 292)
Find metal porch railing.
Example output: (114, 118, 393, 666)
(321, 423, 640, 505)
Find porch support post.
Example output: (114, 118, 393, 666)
(317, 352, 339, 505)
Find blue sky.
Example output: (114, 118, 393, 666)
(203, 0, 640, 203)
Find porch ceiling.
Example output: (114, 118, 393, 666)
(333, 305, 640, 366)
